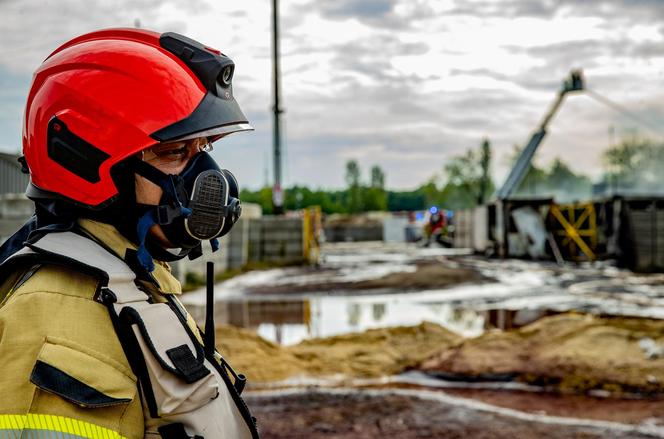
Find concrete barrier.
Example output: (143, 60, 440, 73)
(0, 195, 315, 284)
(173, 209, 312, 286)
(0, 194, 33, 244)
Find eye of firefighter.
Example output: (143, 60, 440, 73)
(154, 143, 188, 157)
(165, 146, 188, 156)
(146, 140, 210, 164)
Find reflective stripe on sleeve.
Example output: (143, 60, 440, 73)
(0, 414, 126, 439)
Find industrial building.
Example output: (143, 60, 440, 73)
(454, 71, 664, 272)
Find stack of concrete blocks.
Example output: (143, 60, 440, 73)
(382, 215, 409, 242)
(454, 209, 473, 249)
(324, 215, 384, 242)
(622, 198, 664, 272)
(453, 206, 488, 252)
(0, 194, 33, 243)
(247, 216, 305, 265)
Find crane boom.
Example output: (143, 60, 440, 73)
(495, 70, 584, 200)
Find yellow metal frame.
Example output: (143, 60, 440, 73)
(549, 203, 597, 261)
(303, 206, 322, 264)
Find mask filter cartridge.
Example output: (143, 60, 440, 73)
(186, 170, 229, 240)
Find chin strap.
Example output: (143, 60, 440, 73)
(136, 211, 158, 272)
(130, 157, 193, 272)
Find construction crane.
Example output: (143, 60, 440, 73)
(495, 70, 584, 200)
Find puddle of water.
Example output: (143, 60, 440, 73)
(181, 242, 664, 346)
(187, 294, 559, 345)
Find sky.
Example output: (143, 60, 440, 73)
(2, 0, 664, 190)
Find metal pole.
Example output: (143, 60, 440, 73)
(272, 0, 284, 215)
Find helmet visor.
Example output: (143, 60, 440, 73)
(151, 91, 253, 143)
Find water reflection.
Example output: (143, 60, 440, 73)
(191, 296, 489, 345)
(186, 294, 560, 345)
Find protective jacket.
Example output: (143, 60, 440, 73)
(0, 219, 256, 438)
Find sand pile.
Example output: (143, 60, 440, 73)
(421, 313, 664, 394)
(218, 313, 664, 394)
(216, 322, 462, 382)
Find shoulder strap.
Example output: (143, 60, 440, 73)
(4, 231, 147, 304)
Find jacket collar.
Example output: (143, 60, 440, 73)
(77, 219, 182, 295)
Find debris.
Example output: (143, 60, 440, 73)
(639, 338, 664, 360)
(512, 206, 548, 259)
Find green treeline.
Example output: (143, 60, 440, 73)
(241, 135, 664, 214)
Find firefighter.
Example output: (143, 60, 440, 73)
(0, 29, 258, 438)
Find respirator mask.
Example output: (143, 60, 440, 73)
(131, 151, 242, 272)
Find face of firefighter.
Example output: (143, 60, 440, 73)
(135, 138, 210, 247)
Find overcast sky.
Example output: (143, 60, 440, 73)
(2, 0, 664, 190)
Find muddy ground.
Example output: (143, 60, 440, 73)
(438, 387, 664, 424)
(245, 389, 657, 439)
(200, 242, 664, 437)
(245, 260, 485, 295)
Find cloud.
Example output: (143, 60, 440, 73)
(3, 0, 664, 190)
(0, 66, 30, 152)
(446, 0, 664, 22)
(0, 0, 209, 73)
(447, 0, 560, 19)
(320, 0, 393, 20)
(300, 0, 435, 30)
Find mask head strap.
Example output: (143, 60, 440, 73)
(127, 157, 195, 271)
(129, 157, 193, 224)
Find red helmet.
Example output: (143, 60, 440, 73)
(23, 28, 252, 208)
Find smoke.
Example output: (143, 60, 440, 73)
(512, 158, 593, 203)
(598, 136, 664, 197)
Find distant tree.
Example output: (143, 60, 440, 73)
(370, 165, 385, 189)
(345, 160, 362, 213)
(345, 160, 360, 187)
(420, 178, 442, 207)
(240, 186, 273, 214)
(387, 190, 427, 211)
(442, 139, 495, 208)
(478, 138, 492, 204)
(602, 135, 643, 179)
(363, 165, 388, 211)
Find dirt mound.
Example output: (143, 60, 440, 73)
(216, 325, 305, 382)
(421, 313, 664, 394)
(218, 313, 664, 395)
(293, 322, 462, 377)
(217, 322, 461, 383)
